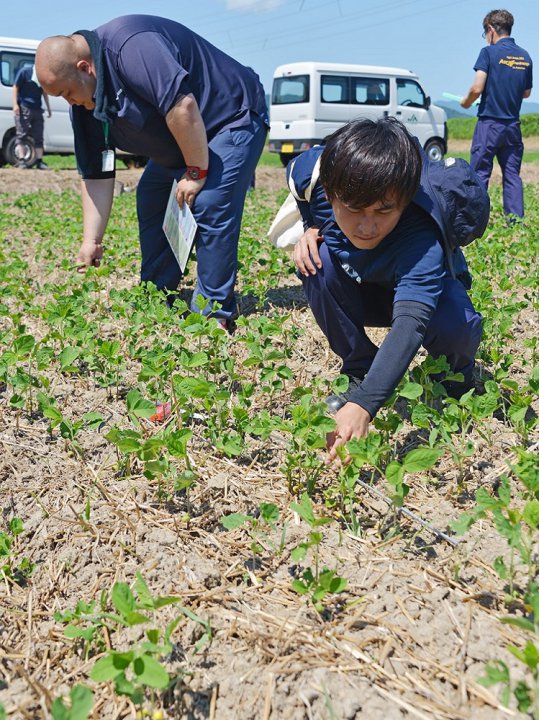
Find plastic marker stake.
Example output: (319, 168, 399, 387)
(442, 92, 479, 107)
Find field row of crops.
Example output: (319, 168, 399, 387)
(0, 169, 538, 719)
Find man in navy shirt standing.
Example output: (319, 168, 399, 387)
(35, 15, 269, 327)
(12, 64, 51, 169)
(291, 119, 483, 461)
(461, 9, 533, 220)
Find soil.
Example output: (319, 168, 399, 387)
(0, 158, 538, 720)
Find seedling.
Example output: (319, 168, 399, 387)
(221, 502, 286, 572)
(51, 684, 93, 720)
(289, 493, 347, 611)
(0, 516, 35, 583)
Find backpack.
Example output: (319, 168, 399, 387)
(416, 156, 490, 275)
(267, 156, 321, 250)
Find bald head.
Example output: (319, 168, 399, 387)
(36, 34, 97, 109)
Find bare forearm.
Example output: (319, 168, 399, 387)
(460, 88, 481, 109)
(165, 94, 208, 168)
(461, 71, 486, 109)
(81, 178, 114, 243)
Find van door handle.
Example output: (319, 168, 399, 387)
(396, 110, 402, 115)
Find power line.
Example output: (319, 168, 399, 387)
(219, 0, 470, 57)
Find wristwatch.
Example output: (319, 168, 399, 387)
(185, 166, 208, 180)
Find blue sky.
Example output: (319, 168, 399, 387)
(2, 0, 537, 105)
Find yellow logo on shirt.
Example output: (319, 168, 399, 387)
(499, 55, 530, 70)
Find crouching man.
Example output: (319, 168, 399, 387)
(291, 118, 483, 462)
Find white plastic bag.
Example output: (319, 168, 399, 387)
(267, 156, 321, 250)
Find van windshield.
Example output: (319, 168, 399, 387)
(1, 51, 35, 86)
(272, 75, 309, 104)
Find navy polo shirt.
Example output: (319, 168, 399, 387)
(71, 15, 269, 178)
(474, 37, 533, 120)
(14, 66, 43, 110)
(288, 145, 467, 308)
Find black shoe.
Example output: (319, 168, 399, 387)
(35, 160, 50, 170)
(444, 372, 474, 400)
(326, 373, 366, 414)
(16, 161, 29, 169)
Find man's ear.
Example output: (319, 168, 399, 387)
(76, 59, 93, 75)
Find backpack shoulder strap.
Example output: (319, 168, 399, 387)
(288, 155, 321, 203)
(304, 156, 321, 202)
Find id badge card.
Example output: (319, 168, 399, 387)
(102, 149, 115, 172)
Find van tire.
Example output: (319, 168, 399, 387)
(4, 134, 37, 167)
(424, 140, 444, 163)
(279, 152, 297, 167)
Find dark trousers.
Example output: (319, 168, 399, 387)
(301, 243, 483, 379)
(136, 113, 267, 318)
(15, 106, 44, 148)
(470, 118, 524, 218)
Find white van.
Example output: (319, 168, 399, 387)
(0, 36, 74, 165)
(268, 61, 448, 166)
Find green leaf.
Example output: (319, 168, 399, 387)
(399, 382, 423, 400)
(493, 556, 508, 580)
(111, 582, 135, 617)
(82, 411, 104, 430)
(153, 595, 182, 609)
(402, 447, 443, 473)
(290, 493, 315, 525)
(221, 512, 252, 530)
(384, 461, 404, 488)
(450, 512, 477, 535)
(291, 579, 309, 595)
(59, 346, 80, 371)
(500, 616, 536, 633)
(13, 334, 35, 357)
(134, 572, 154, 608)
(66, 685, 94, 720)
(51, 698, 68, 720)
(132, 654, 170, 689)
(9, 517, 24, 536)
(259, 503, 279, 524)
(514, 680, 532, 713)
(124, 611, 150, 626)
(477, 659, 510, 688)
(64, 625, 97, 642)
(523, 500, 539, 529)
(126, 389, 157, 419)
(105, 428, 142, 454)
(329, 576, 348, 593)
(290, 543, 308, 563)
(90, 652, 132, 682)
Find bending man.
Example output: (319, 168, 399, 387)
(36, 14, 269, 326)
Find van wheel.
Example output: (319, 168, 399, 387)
(4, 134, 37, 167)
(279, 152, 297, 167)
(425, 140, 444, 163)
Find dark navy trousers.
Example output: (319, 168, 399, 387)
(470, 118, 524, 218)
(136, 113, 267, 318)
(302, 243, 483, 380)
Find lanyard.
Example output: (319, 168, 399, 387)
(103, 122, 109, 149)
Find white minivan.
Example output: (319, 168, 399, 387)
(268, 61, 448, 166)
(0, 36, 74, 165)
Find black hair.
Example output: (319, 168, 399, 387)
(319, 117, 422, 210)
(483, 9, 514, 36)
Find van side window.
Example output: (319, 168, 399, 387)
(351, 78, 389, 105)
(397, 79, 427, 108)
(1, 51, 35, 86)
(321, 76, 349, 104)
(272, 75, 309, 105)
